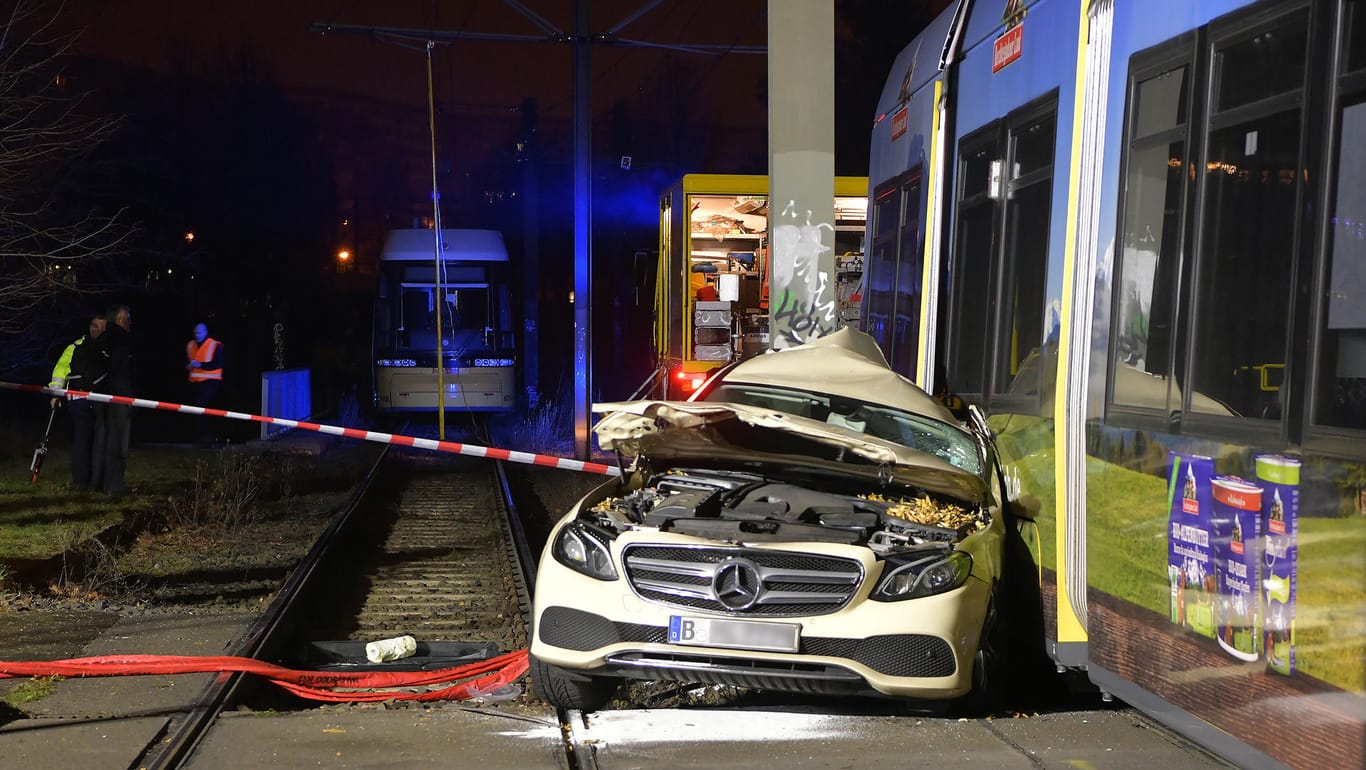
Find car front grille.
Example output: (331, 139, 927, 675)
(621, 544, 863, 617)
(537, 606, 956, 681)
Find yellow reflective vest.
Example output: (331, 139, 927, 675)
(49, 337, 82, 389)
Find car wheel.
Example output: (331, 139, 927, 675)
(958, 584, 1007, 716)
(529, 654, 619, 712)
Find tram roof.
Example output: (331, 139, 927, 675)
(380, 229, 509, 262)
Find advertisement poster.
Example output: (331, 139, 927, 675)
(1168, 453, 1216, 638)
(1257, 454, 1300, 675)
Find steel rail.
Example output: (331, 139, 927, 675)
(139, 443, 393, 770)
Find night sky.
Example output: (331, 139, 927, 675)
(1, 1, 943, 435)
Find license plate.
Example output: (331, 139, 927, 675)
(668, 615, 800, 653)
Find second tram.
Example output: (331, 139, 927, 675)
(372, 228, 517, 413)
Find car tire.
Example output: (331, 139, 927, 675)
(957, 583, 1007, 717)
(529, 654, 619, 712)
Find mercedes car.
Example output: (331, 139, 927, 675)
(529, 328, 1037, 711)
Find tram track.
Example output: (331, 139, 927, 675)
(136, 445, 551, 769)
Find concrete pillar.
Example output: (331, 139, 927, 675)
(767, 0, 836, 349)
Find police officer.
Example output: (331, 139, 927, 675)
(47, 314, 107, 489)
(185, 322, 223, 444)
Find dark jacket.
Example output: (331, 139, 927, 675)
(67, 334, 108, 392)
(97, 325, 134, 396)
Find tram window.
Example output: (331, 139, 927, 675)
(1012, 119, 1054, 178)
(948, 192, 993, 397)
(1350, 1, 1365, 72)
(1114, 66, 1190, 412)
(867, 187, 899, 354)
(1315, 97, 1366, 430)
(993, 110, 1056, 400)
(996, 180, 1051, 399)
(961, 145, 993, 199)
(1215, 15, 1308, 111)
(1134, 68, 1188, 137)
(1188, 105, 1302, 420)
(893, 176, 923, 379)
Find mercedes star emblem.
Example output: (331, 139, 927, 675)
(713, 558, 763, 611)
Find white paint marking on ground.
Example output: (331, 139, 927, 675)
(498, 710, 846, 744)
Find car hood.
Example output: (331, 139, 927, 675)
(593, 400, 987, 505)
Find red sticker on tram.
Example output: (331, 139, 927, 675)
(993, 25, 1023, 73)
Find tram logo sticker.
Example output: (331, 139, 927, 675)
(993, 0, 1026, 74)
(1168, 453, 1216, 639)
(1256, 454, 1300, 675)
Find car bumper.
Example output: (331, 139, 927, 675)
(531, 540, 991, 700)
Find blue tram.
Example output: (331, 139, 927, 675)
(867, 1, 1365, 767)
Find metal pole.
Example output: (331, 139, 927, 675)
(572, 0, 593, 459)
(767, 0, 835, 350)
(426, 41, 447, 440)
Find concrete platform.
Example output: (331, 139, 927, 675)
(0, 612, 254, 769)
(554, 706, 1234, 769)
(186, 708, 565, 770)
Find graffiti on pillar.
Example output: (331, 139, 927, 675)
(771, 200, 836, 347)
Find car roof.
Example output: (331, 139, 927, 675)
(706, 327, 960, 424)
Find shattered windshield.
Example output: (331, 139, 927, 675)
(699, 382, 982, 475)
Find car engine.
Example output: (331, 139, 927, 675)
(583, 468, 987, 554)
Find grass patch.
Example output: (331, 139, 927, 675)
(0, 447, 200, 561)
(3, 676, 62, 707)
(489, 396, 576, 458)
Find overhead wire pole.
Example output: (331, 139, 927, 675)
(425, 41, 448, 440)
(572, 0, 592, 459)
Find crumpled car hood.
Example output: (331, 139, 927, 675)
(593, 400, 987, 504)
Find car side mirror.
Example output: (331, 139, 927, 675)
(1005, 495, 1040, 522)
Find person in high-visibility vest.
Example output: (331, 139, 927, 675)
(47, 313, 107, 489)
(186, 322, 223, 445)
(92, 304, 134, 496)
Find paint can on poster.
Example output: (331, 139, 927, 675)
(1256, 454, 1300, 675)
(1167, 453, 1216, 638)
(1211, 475, 1262, 661)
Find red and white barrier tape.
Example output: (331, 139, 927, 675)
(0, 381, 620, 477)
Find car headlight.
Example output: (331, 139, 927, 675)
(551, 522, 618, 581)
(870, 550, 972, 601)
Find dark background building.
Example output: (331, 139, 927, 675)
(0, 1, 947, 439)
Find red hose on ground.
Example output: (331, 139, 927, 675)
(0, 649, 529, 703)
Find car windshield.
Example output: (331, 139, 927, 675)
(699, 382, 982, 475)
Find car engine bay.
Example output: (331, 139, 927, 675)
(583, 468, 988, 555)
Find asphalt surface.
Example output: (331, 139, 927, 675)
(0, 609, 1235, 769)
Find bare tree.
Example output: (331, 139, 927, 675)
(0, 0, 131, 376)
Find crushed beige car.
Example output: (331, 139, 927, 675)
(529, 328, 1033, 712)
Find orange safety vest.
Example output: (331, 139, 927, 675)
(187, 338, 222, 382)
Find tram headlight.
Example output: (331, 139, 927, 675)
(552, 522, 618, 581)
(870, 550, 972, 601)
